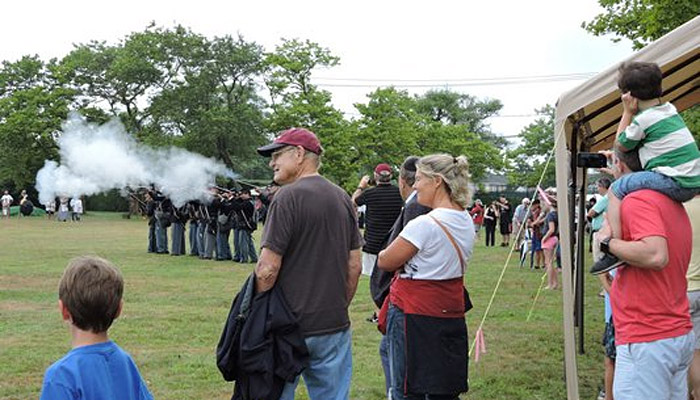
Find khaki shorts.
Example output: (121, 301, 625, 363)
(688, 290, 700, 350)
(362, 252, 377, 277)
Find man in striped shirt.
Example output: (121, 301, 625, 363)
(591, 61, 700, 275)
(353, 163, 404, 278)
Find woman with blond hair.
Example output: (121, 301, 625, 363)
(378, 154, 474, 400)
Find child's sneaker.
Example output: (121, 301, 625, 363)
(590, 254, 623, 275)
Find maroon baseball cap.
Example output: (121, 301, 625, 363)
(257, 128, 323, 157)
(374, 163, 392, 174)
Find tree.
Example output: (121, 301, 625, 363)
(354, 87, 423, 173)
(149, 34, 269, 175)
(582, 0, 699, 50)
(353, 87, 503, 185)
(57, 25, 209, 141)
(0, 56, 75, 192)
(506, 105, 557, 188)
(582, 1, 700, 146)
(415, 89, 506, 147)
(263, 39, 355, 187)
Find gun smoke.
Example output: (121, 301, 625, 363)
(36, 113, 234, 207)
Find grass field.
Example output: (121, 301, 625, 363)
(0, 212, 609, 399)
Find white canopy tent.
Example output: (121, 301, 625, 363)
(553, 16, 700, 399)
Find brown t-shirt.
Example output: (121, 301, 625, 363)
(261, 175, 363, 336)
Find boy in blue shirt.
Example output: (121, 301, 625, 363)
(40, 256, 153, 400)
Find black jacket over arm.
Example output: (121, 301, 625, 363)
(217, 274, 309, 400)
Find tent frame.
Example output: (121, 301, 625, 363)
(554, 15, 700, 400)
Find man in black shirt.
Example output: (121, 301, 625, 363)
(352, 163, 404, 278)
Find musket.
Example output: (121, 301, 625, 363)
(128, 193, 147, 207)
(212, 185, 234, 194)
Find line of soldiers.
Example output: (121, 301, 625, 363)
(144, 186, 275, 262)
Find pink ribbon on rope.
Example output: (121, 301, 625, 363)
(473, 327, 487, 363)
(536, 186, 552, 206)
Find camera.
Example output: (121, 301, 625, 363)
(577, 152, 607, 168)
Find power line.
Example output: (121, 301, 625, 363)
(341, 111, 539, 119)
(314, 72, 597, 83)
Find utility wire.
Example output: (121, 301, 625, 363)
(314, 72, 597, 83)
(312, 72, 597, 88)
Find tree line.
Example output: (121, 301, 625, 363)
(0, 25, 513, 196)
(1, 1, 697, 198)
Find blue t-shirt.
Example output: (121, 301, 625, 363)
(40, 341, 152, 400)
(591, 194, 608, 232)
(604, 270, 617, 323)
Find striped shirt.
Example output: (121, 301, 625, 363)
(618, 103, 700, 188)
(355, 184, 403, 254)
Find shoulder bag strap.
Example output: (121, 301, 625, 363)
(429, 215, 465, 273)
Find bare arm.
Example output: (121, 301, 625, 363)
(351, 175, 371, 205)
(587, 207, 599, 219)
(615, 93, 638, 151)
(345, 249, 362, 305)
(609, 235, 669, 270)
(255, 248, 283, 292)
(378, 237, 419, 272)
(541, 220, 555, 243)
(598, 273, 613, 293)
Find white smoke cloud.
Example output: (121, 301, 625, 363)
(35, 113, 234, 207)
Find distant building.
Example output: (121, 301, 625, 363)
(479, 173, 508, 193)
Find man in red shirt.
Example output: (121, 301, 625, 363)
(599, 148, 694, 400)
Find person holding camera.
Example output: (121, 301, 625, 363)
(352, 163, 404, 278)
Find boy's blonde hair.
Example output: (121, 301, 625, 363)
(416, 154, 472, 208)
(59, 256, 124, 333)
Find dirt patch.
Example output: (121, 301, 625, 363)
(0, 300, 52, 312)
(0, 274, 55, 291)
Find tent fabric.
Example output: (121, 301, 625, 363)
(555, 15, 700, 153)
(553, 15, 700, 400)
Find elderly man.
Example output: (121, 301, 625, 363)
(512, 197, 530, 248)
(256, 127, 363, 400)
(598, 148, 694, 400)
(352, 163, 404, 278)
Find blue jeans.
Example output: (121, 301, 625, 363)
(614, 331, 694, 400)
(216, 227, 232, 260)
(189, 222, 199, 255)
(279, 328, 352, 400)
(155, 220, 168, 253)
(379, 334, 391, 397)
(232, 229, 242, 262)
(611, 171, 698, 202)
(197, 223, 206, 257)
(147, 223, 156, 253)
(238, 230, 258, 263)
(387, 305, 460, 400)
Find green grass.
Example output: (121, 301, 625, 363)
(0, 213, 609, 399)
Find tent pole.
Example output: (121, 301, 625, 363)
(576, 166, 588, 354)
(569, 126, 579, 328)
(556, 121, 580, 400)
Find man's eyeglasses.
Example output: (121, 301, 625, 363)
(271, 146, 297, 161)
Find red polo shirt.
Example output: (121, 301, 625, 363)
(611, 190, 692, 345)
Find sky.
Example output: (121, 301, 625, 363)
(0, 0, 634, 141)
